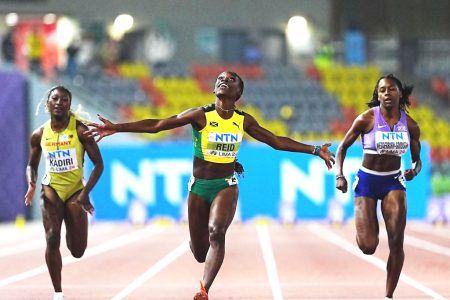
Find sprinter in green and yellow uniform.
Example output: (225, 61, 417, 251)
(85, 71, 335, 300)
(25, 86, 103, 300)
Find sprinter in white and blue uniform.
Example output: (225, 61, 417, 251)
(335, 74, 422, 300)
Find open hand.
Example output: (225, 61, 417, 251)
(319, 143, 335, 170)
(24, 182, 36, 206)
(84, 114, 117, 142)
(74, 191, 95, 215)
(75, 198, 95, 215)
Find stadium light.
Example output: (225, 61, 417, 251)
(109, 14, 134, 40)
(5, 13, 18, 27)
(286, 15, 313, 54)
(56, 17, 78, 48)
(43, 13, 57, 25)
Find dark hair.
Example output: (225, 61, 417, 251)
(367, 74, 413, 112)
(47, 85, 72, 102)
(228, 71, 245, 100)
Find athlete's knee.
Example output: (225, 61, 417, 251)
(190, 240, 207, 263)
(45, 229, 61, 249)
(388, 233, 404, 254)
(66, 236, 87, 258)
(356, 236, 378, 255)
(208, 223, 227, 247)
(69, 247, 86, 258)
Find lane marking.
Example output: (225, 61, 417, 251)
(0, 222, 122, 257)
(0, 240, 45, 258)
(408, 224, 450, 240)
(0, 224, 166, 287)
(0, 223, 43, 245)
(256, 223, 283, 300)
(307, 223, 447, 300)
(110, 239, 189, 300)
(379, 229, 450, 257)
(404, 235, 450, 257)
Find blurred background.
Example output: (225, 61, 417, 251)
(1, 0, 449, 226)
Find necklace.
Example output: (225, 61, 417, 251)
(216, 104, 235, 113)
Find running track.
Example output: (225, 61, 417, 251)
(1, 220, 449, 299)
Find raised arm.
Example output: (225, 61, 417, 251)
(335, 110, 373, 193)
(243, 112, 335, 169)
(75, 121, 104, 214)
(404, 115, 421, 181)
(25, 128, 43, 206)
(85, 108, 205, 142)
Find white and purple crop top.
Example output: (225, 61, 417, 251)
(361, 106, 410, 156)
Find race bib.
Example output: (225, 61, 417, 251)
(45, 148, 79, 173)
(375, 131, 409, 156)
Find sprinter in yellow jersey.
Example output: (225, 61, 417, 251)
(86, 71, 335, 300)
(25, 86, 103, 300)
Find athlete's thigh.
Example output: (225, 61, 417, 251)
(64, 190, 88, 247)
(41, 185, 64, 232)
(382, 190, 407, 235)
(188, 192, 210, 243)
(354, 196, 379, 237)
(209, 185, 238, 228)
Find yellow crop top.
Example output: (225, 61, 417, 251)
(193, 104, 245, 163)
(40, 115, 84, 200)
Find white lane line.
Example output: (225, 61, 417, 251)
(379, 229, 450, 257)
(408, 224, 450, 240)
(405, 235, 450, 257)
(0, 224, 166, 287)
(307, 223, 447, 300)
(0, 224, 43, 245)
(256, 223, 283, 300)
(0, 239, 45, 258)
(0, 222, 122, 257)
(110, 239, 189, 300)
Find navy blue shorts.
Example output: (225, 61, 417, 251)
(353, 168, 406, 200)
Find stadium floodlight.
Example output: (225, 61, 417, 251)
(43, 13, 57, 25)
(110, 14, 134, 40)
(5, 13, 18, 27)
(286, 15, 313, 54)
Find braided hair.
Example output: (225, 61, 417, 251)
(366, 74, 413, 112)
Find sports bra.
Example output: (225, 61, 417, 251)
(361, 106, 410, 156)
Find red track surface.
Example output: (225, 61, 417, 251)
(1, 220, 449, 299)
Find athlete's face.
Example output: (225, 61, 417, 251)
(377, 78, 401, 110)
(214, 72, 242, 100)
(47, 88, 71, 118)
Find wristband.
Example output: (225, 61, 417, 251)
(312, 145, 321, 156)
(335, 175, 345, 180)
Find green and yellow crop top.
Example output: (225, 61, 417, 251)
(193, 104, 245, 163)
(40, 115, 84, 198)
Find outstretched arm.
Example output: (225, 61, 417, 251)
(243, 113, 335, 169)
(404, 116, 421, 181)
(25, 128, 43, 206)
(85, 108, 205, 142)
